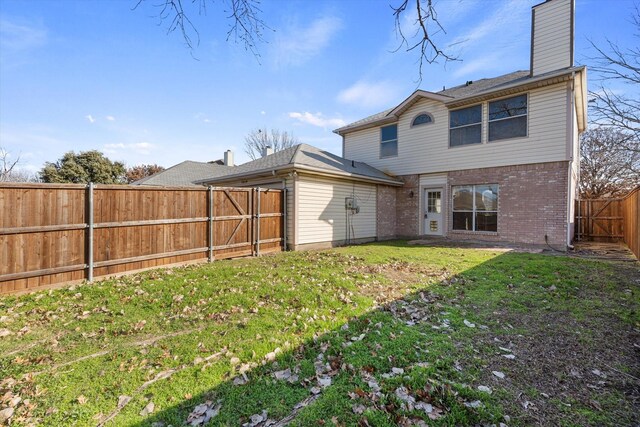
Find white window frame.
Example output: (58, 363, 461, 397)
(449, 104, 483, 148)
(452, 184, 499, 232)
(488, 94, 528, 142)
(380, 124, 398, 158)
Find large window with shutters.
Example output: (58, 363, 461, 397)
(488, 94, 528, 141)
(452, 184, 498, 232)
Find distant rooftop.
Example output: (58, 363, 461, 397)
(132, 160, 229, 187)
(196, 143, 401, 185)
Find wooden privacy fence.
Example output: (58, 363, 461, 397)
(0, 183, 286, 295)
(575, 197, 624, 242)
(575, 186, 640, 259)
(621, 187, 639, 259)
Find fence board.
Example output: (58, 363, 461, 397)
(0, 183, 284, 294)
(621, 188, 639, 259)
(576, 187, 639, 260)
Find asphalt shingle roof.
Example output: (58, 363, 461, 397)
(132, 161, 230, 187)
(335, 70, 533, 134)
(438, 70, 530, 98)
(197, 144, 400, 184)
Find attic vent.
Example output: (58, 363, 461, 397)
(465, 80, 473, 86)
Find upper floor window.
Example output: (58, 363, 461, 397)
(411, 113, 434, 127)
(488, 94, 528, 141)
(380, 124, 398, 158)
(449, 105, 482, 147)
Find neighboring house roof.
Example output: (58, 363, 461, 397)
(132, 160, 230, 187)
(196, 144, 403, 186)
(334, 66, 587, 135)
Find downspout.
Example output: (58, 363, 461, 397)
(566, 72, 576, 250)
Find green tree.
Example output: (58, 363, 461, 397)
(39, 150, 126, 184)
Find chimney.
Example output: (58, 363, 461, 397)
(530, 0, 574, 76)
(224, 149, 234, 167)
(261, 145, 274, 158)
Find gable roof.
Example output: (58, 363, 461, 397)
(196, 144, 402, 186)
(334, 66, 587, 135)
(132, 161, 230, 187)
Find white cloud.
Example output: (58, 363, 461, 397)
(271, 15, 342, 67)
(452, 53, 501, 79)
(260, 111, 266, 115)
(105, 115, 115, 121)
(288, 112, 346, 128)
(337, 80, 402, 109)
(451, 0, 532, 48)
(103, 142, 154, 156)
(0, 18, 47, 51)
(85, 114, 95, 123)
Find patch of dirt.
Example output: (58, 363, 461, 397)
(570, 242, 639, 262)
(471, 263, 640, 426)
(408, 238, 546, 254)
(347, 262, 450, 305)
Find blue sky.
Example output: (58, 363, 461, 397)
(1, 0, 636, 173)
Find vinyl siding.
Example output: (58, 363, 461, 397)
(297, 175, 377, 245)
(285, 177, 295, 248)
(343, 83, 569, 176)
(532, 0, 572, 75)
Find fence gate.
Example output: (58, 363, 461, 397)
(575, 198, 624, 241)
(0, 183, 285, 295)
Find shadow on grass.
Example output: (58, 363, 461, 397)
(36, 239, 630, 427)
(125, 243, 531, 427)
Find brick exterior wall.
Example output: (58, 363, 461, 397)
(447, 161, 569, 246)
(396, 174, 420, 237)
(376, 185, 397, 239)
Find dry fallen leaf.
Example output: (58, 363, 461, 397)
(77, 395, 88, 405)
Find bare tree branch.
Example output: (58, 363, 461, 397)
(391, 0, 459, 83)
(134, 0, 271, 56)
(587, 6, 640, 147)
(244, 128, 299, 160)
(0, 147, 20, 182)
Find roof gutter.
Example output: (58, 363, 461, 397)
(196, 164, 403, 187)
(445, 66, 586, 108)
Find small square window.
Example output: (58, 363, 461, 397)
(449, 105, 482, 147)
(488, 94, 527, 141)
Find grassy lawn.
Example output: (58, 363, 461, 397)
(1, 241, 638, 426)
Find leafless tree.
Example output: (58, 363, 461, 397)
(133, 0, 271, 57)
(0, 147, 21, 182)
(244, 128, 298, 160)
(391, 0, 458, 82)
(135, 0, 454, 79)
(588, 6, 640, 150)
(579, 127, 640, 198)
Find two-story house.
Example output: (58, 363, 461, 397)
(334, 0, 586, 249)
(151, 0, 585, 251)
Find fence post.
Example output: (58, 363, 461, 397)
(208, 186, 214, 262)
(283, 188, 287, 251)
(87, 182, 94, 282)
(255, 187, 261, 257)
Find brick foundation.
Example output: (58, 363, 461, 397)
(396, 174, 420, 237)
(375, 162, 570, 247)
(447, 161, 569, 247)
(376, 185, 397, 239)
